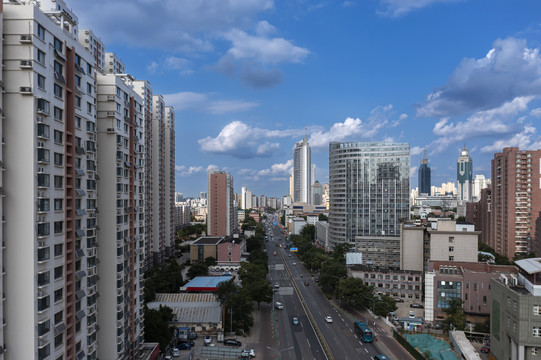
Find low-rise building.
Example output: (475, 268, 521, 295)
(490, 258, 541, 360)
(315, 221, 329, 250)
(291, 217, 308, 235)
(349, 265, 423, 301)
(190, 236, 224, 264)
(217, 237, 246, 266)
(355, 235, 401, 269)
(424, 261, 517, 323)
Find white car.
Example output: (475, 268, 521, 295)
(204, 335, 212, 345)
(172, 348, 180, 357)
(325, 316, 333, 323)
(241, 348, 256, 358)
(409, 311, 415, 318)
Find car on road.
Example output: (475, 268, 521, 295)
(314, 278, 319, 282)
(410, 303, 424, 308)
(292, 316, 300, 325)
(275, 301, 283, 310)
(409, 311, 415, 318)
(177, 340, 194, 348)
(292, 262, 296, 265)
(204, 335, 212, 345)
(223, 339, 242, 347)
(304, 281, 309, 286)
(394, 298, 405, 303)
(325, 316, 333, 323)
(288, 254, 291, 257)
(481, 345, 490, 353)
(164, 356, 173, 360)
(241, 348, 256, 358)
(274, 283, 280, 289)
(373, 355, 390, 360)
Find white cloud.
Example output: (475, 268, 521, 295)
(418, 38, 541, 117)
(163, 92, 259, 114)
(410, 166, 418, 178)
(164, 56, 193, 75)
(428, 96, 533, 153)
(71, 0, 274, 53)
(258, 159, 293, 176)
(530, 108, 541, 118)
(480, 125, 541, 153)
(175, 165, 204, 176)
(255, 20, 276, 36)
(256, 142, 280, 156)
(238, 160, 293, 182)
(377, 0, 464, 18)
(410, 146, 424, 156)
(146, 61, 159, 74)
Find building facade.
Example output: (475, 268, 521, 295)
(311, 180, 322, 205)
(457, 146, 473, 202)
(207, 171, 235, 237)
(293, 136, 311, 204)
(349, 266, 423, 301)
(490, 258, 541, 360)
(490, 147, 541, 259)
(328, 142, 410, 246)
(418, 152, 431, 195)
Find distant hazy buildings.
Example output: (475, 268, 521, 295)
(472, 174, 490, 202)
(207, 171, 235, 237)
(311, 180, 322, 205)
(457, 146, 473, 202)
(328, 142, 410, 246)
(293, 135, 311, 204)
(418, 151, 431, 195)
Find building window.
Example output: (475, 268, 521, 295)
(38, 271, 50, 286)
(38, 319, 50, 336)
(449, 246, 454, 252)
(38, 173, 50, 187)
(37, 74, 46, 89)
(38, 247, 50, 262)
(37, 49, 46, 65)
(54, 175, 63, 188)
(54, 244, 63, 257)
(533, 347, 539, 355)
(38, 223, 50, 236)
(449, 237, 454, 243)
(53, 37, 63, 52)
(449, 256, 454, 261)
(54, 84, 63, 98)
(54, 288, 63, 303)
(54, 221, 63, 234)
(534, 305, 541, 315)
(54, 198, 63, 211)
(37, 24, 45, 40)
(54, 130, 63, 144)
(54, 266, 63, 280)
(37, 148, 50, 163)
(75, 95, 81, 108)
(38, 198, 50, 212)
(54, 153, 63, 166)
(534, 327, 541, 337)
(37, 98, 50, 114)
(54, 107, 63, 121)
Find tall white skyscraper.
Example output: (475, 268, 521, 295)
(241, 186, 247, 210)
(293, 135, 311, 204)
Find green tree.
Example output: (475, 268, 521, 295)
(318, 213, 328, 221)
(332, 243, 349, 261)
(205, 256, 217, 266)
(443, 298, 466, 330)
(473, 319, 490, 333)
(143, 305, 174, 351)
(244, 278, 273, 310)
(186, 263, 208, 279)
(374, 294, 397, 317)
(280, 215, 285, 226)
(238, 262, 267, 284)
(300, 224, 316, 242)
(319, 259, 347, 294)
(336, 277, 371, 308)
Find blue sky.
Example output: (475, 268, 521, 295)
(70, 0, 541, 198)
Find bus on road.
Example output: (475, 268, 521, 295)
(354, 321, 373, 343)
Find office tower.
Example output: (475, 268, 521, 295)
(293, 135, 311, 203)
(490, 147, 541, 259)
(2, 2, 100, 358)
(245, 190, 253, 209)
(96, 73, 146, 359)
(260, 195, 267, 208)
(175, 192, 184, 202)
(289, 173, 294, 201)
(311, 164, 316, 186)
(322, 183, 330, 210)
(311, 180, 322, 205)
(207, 171, 235, 237)
(457, 145, 473, 202)
(328, 142, 410, 245)
(200, 192, 207, 200)
(418, 150, 431, 195)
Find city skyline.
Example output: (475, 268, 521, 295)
(69, 0, 541, 197)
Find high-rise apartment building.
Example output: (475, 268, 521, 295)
(96, 73, 146, 359)
(207, 171, 235, 237)
(489, 147, 541, 258)
(1, 0, 175, 358)
(289, 173, 294, 201)
(165, 106, 175, 259)
(293, 136, 311, 204)
(2, 2, 101, 358)
(240, 186, 247, 210)
(328, 142, 410, 246)
(418, 151, 431, 195)
(457, 145, 473, 202)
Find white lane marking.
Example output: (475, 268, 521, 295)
(364, 348, 369, 353)
(306, 339, 311, 348)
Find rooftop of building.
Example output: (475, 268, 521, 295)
(182, 276, 234, 290)
(148, 293, 222, 323)
(515, 258, 541, 274)
(192, 236, 224, 245)
(428, 261, 518, 275)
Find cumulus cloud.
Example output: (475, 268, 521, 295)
(175, 165, 204, 176)
(237, 160, 293, 182)
(480, 125, 541, 153)
(410, 166, 418, 178)
(71, 0, 274, 52)
(256, 142, 280, 156)
(427, 96, 533, 153)
(164, 56, 193, 75)
(163, 92, 259, 114)
(410, 146, 424, 156)
(418, 38, 541, 118)
(377, 0, 464, 17)
(216, 22, 309, 88)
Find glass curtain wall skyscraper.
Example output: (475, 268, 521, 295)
(418, 151, 431, 195)
(329, 142, 410, 245)
(293, 135, 311, 204)
(457, 146, 473, 202)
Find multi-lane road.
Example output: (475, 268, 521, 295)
(263, 220, 387, 360)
